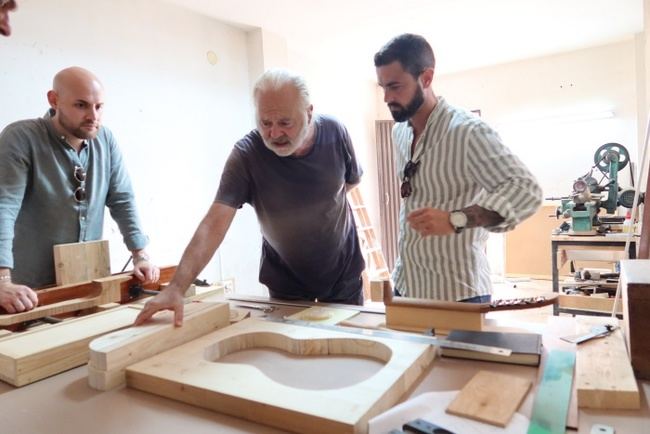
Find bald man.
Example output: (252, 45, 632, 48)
(0, 67, 159, 313)
(0, 0, 17, 37)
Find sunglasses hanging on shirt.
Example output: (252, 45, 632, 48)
(73, 165, 87, 202)
(400, 160, 420, 198)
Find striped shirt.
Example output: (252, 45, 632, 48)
(392, 97, 542, 301)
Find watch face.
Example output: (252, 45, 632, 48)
(450, 211, 468, 229)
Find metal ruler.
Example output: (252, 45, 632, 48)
(527, 350, 576, 434)
(265, 317, 512, 356)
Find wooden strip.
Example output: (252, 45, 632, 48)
(126, 318, 435, 434)
(53, 240, 111, 285)
(0, 306, 141, 386)
(446, 370, 531, 427)
(575, 317, 640, 409)
(88, 302, 230, 391)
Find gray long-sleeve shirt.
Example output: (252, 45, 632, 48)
(0, 111, 148, 288)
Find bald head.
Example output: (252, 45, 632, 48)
(47, 67, 105, 146)
(52, 67, 104, 98)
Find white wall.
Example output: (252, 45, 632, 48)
(1, 0, 262, 291)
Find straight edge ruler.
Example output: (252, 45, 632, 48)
(527, 350, 576, 434)
(264, 317, 512, 357)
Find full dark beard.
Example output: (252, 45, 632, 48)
(389, 85, 424, 123)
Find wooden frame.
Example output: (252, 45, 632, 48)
(0, 266, 176, 327)
(126, 318, 435, 434)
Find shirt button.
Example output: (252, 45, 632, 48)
(81, 216, 86, 220)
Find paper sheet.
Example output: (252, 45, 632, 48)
(368, 390, 529, 434)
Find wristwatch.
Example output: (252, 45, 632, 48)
(449, 210, 468, 233)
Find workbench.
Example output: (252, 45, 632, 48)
(551, 234, 637, 315)
(0, 299, 648, 434)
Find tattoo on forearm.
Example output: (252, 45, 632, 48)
(462, 205, 504, 228)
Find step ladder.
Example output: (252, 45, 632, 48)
(347, 189, 390, 301)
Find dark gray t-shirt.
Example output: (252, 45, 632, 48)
(215, 114, 365, 302)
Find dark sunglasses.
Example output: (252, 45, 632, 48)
(400, 160, 420, 198)
(73, 165, 87, 202)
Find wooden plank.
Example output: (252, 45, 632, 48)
(385, 303, 484, 333)
(446, 370, 531, 427)
(575, 316, 640, 409)
(53, 240, 111, 285)
(0, 306, 142, 386)
(126, 318, 435, 434)
(88, 302, 230, 391)
(559, 294, 622, 314)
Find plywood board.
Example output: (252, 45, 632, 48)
(446, 370, 531, 427)
(88, 302, 230, 390)
(54, 240, 111, 285)
(126, 318, 435, 434)
(575, 316, 640, 409)
(0, 305, 142, 386)
(505, 205, 558, 277)
(620, 260, 650, 380)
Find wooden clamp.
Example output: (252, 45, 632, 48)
(383, 281, 558, 332)
(0, 266, 177, 327)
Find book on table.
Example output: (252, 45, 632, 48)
(441, 330, 543, 366)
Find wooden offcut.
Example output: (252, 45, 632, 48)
(446, 370, 531, 427)
(126, 318, 435, 434)
(53, 240, 111, 285)
(0, 305, 142, 386)
(88, 301, 230, 391)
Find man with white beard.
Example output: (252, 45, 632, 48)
(136, 69, 365, 326)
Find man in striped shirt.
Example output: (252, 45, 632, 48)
(374, 34, 542, 302)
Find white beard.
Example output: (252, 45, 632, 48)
(261, 115, 310, 157)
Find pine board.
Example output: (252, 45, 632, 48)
(0, 305, 141, 386)
(446, 370, 531, 427)
(575, 316, 640, 409)
(88, 301, 230, 390)
(53, 240, 111, 285)
(126, 318, 435, 434)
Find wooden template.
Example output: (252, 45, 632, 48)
(0, 266, 176, 327)
(575, 316, 640, 409)
(88, 301, 230, 391)
(0, 305, 142, 386)
(446, 370, 531, 427)
(382, 281, 558, 332)
(126, 318, 435, 434)
(53, 240, 111, 286)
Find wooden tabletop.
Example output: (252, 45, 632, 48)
(0, 304, 647, 434)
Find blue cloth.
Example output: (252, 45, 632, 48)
(215, 114, 365, 304)
(0, 110, 148, 288)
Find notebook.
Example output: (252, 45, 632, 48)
(442, 330, 543, 366)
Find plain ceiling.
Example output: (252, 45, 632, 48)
(163, 0, 643, 76)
